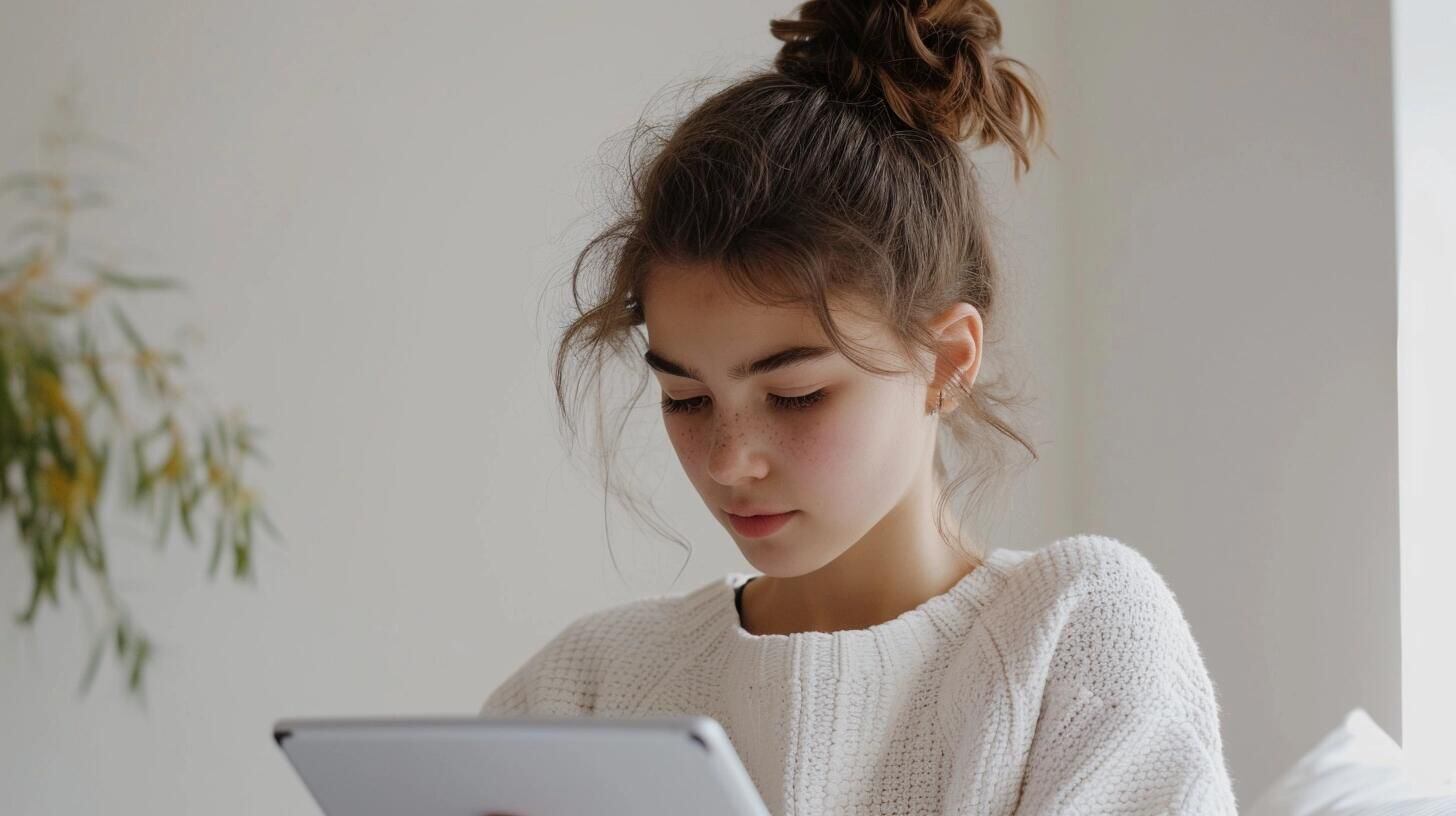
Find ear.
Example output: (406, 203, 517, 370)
(926, 302, 983, 414)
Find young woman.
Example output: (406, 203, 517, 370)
(482, 1, 1238, 813)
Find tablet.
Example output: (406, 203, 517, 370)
(272, 713, 773, 816)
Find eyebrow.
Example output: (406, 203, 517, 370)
(643, 345, 836, 382)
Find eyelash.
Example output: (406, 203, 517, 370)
(659, 389, 828, 415)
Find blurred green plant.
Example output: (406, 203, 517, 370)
(1, 82, 279, 700)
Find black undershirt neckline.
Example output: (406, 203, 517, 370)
(734, 577, 756, 625)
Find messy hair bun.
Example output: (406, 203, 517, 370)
(770, 0, 1046, 174)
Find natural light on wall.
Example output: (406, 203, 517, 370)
(1394, 0, 1456, 788)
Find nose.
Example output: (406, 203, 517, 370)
(705, 409, 770, 485)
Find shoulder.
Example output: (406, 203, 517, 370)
(986, 533, 1215, 705)
(544, 587, 699, 663)
(988, 533, 1184, 628)
(998, 532, 1173, 599)
(479, 575, 724, 716)
(561, 571, 731, 648)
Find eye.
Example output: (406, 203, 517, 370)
(769, 389, 828, 410)
(659, 395, 708, 415)
(659, 389, 827, 415)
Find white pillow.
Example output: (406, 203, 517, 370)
(1245, 707, 1456, 816)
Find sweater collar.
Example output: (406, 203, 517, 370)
(713, 546, 1029, 648)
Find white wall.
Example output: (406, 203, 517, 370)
(1054, 0, 1402, 801)
(0, 1, 1404, 813)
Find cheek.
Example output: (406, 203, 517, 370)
(790, 389, 924, 501)
(776, 398, 902, 504)
(777, 410, 858, 475)
(665, 418, 708, 471)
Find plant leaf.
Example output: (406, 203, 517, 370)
(6, 218, 57, 242)
(0, 171, 54, 199)
(208, 513, 225, 578)
(178, 485, 198, 544)
(83, 259, 181, 292)
(155, 486, 174, 550)
(255, 507, 281, 540)
(110, 304, 148, 355)
(127, 636, 150, 691)
(78, 628, 108, 696)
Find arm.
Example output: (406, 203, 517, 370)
(1012, 543, 1238, 815)
(478, 612, 597, 718)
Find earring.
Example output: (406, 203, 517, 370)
(938, 373, 964, 415)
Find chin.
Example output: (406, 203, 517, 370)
(738, 539, 835, 579)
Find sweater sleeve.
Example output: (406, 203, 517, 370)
(1011, 538, 1239, 815)
(478, 613, 595, 717)
(478, 653, 533, 716)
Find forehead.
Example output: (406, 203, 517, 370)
(640, 260, 879, 346)
(641, 262, 825, 340)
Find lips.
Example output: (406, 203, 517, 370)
(725, 509, 798, 538)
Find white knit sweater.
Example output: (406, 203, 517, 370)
(479, 534, 1239, 815)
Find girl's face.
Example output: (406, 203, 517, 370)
(641, 263, 945, 578)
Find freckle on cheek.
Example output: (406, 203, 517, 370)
(778, 422, 823, 468)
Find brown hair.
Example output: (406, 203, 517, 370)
(547, 0, 1051, 578)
